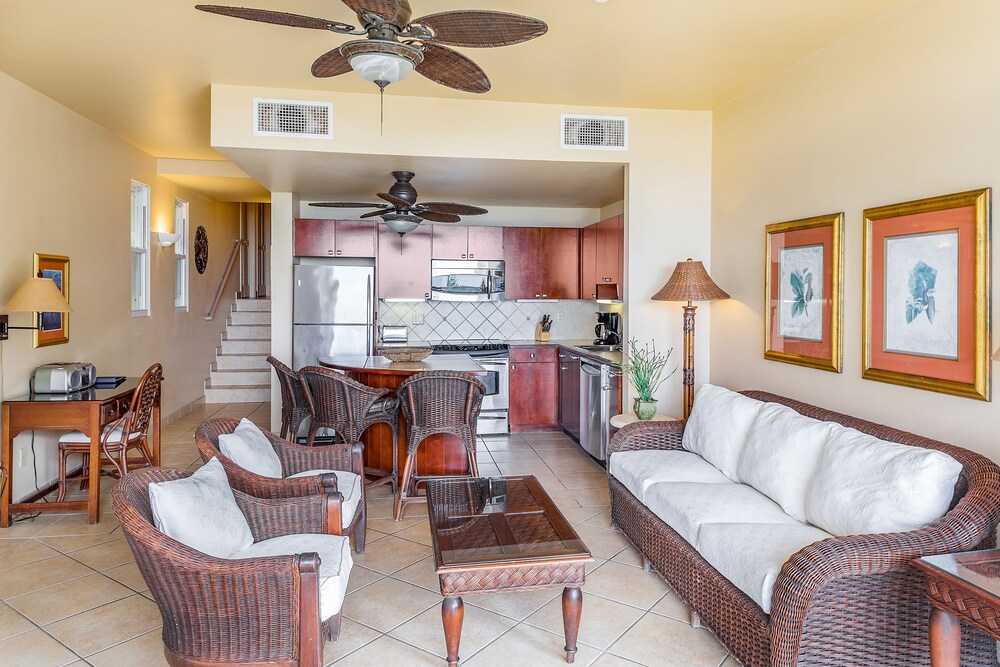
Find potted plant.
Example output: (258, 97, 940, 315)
(620, 338, 676, 420)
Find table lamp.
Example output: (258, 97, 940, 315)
(652, 259, 729, 418)
(0, 277, 73, 341)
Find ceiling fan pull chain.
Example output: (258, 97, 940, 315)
(376, 80, 387, 136)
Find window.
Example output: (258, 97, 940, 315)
(130, 181, 150, 316)
(174, 199, 189, 311)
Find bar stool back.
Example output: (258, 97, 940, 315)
(266, 356, 311, 440)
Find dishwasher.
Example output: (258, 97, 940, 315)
(559, 351, 582, 440)
(579, 359, 621, 461)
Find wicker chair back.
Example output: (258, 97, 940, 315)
(267, 356, 312, 439)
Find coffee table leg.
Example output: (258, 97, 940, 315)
(929, 607, 961, 667)
(442, 596, 464, 667)
(562, 587, 583, 663)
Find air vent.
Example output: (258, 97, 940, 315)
(561, 114, 628, 151)
(254, 98, 333, 139)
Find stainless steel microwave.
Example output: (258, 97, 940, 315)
(430, 260, 505, 302)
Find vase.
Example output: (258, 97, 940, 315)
(633, 398, 658, 420)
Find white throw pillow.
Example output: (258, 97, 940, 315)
(736, 402, 834, 522)
(682, 384, 764, 481)
(287, 469, 363, 529)
(218, 418, 283, 478)
(805, 425, 963, 536)
(148, 457, 254, 558)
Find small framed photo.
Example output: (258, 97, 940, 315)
(33, 253, 69, 348)
(764, 213, 844, 372)
(863, 189, 990, 400)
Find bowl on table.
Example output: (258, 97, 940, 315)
(381, 346, 433, 363)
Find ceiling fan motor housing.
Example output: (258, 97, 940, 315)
(387, 171, 418, 205)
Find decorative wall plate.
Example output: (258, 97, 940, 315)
(194, 226, 209, 274)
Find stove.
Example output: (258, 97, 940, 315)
(430, 340, 509, 357)
(428, 340, 510, 435)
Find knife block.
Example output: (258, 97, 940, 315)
(534, 323, 551, 342)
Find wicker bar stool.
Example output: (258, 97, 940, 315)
(394, 371, 486, 521)
(267, 356, 311, 441)
(300, 366, 401, 493)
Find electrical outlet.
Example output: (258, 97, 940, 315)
(16, 449, 27, 469)
(556, 313, 565, 323)
(411, 312, 424, 325)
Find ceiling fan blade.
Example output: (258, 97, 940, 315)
(195, 5, 353, 31)
(417, 211, 461, 223)
(340, 0, 404, 23)
(360, 209, 387, 219)
(421, 202, 488, 216)
(308, 202, 386, 208)
(416, 43, 491, 94)
(410, 11, 548, 48)
(377, 192, 412, 208)
(311, 48, 353, 78)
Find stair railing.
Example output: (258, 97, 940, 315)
(205, 239, 246, 321)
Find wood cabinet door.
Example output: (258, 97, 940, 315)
(541, 228, 581, 299)
(377, 225, 432, 299)
(580, 223, 599, 300)
(503, 227, 542, 299)
(611, 215, 624, 287)
(334, 220, 376, 257)
(597, 215, 624, 286)
(467, 226, 503, 260)
(509, 361, 558, 429)
(293, 218, 336, 257)
(431, 225, 469, 259)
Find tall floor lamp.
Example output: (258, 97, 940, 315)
(652, 259, 729, 419)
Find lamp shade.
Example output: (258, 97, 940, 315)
(4, 277, 72, 313)
(652, 259, 730, 302)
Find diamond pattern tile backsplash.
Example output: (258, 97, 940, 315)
(378, 300, 599, 342)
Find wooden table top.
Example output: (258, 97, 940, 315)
(318, 354, 486, 376)
(914, 549, 1000, 601)
(3, 377, 141, 404)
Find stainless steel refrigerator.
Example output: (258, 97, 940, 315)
(292, 261, 376, 369)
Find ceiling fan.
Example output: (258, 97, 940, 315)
(309, 170, 487, 235)
(195, 1, 548, 94)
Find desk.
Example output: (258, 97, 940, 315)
(1, 378, 160, 527)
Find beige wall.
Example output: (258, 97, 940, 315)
(0, 71, 241, 500)
(711, 0, 1000, 455)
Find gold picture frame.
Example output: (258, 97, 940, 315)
(764, 213, 844, 372)
(863, 189, 990, 400)
(33, 253, 69, 348)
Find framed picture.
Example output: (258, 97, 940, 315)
(33, 253, 69, 348)
(764, 213, 844, 372)
(863, 189, 990, 400)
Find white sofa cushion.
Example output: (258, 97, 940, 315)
(805, 425, 963, 536)
(148, 457, 254, 558)
(736, 403, 835, 522)
(608, 450, 733, 502)
(695, 522, 833, 613)
(644, 481, 800, 546)
(287, 469, 363, 529)
(682, 384, 764, 481)
(218, 419, 284, 479)
(233, 533, 353, 619)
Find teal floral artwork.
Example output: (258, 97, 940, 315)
(778, 245, 823, 341)
(790, 267, 814, 318)
(905, 261, 937, 324)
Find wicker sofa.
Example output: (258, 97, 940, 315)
(608, 388, 1000, 667)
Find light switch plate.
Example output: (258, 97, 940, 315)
(411, 312, 424, 325)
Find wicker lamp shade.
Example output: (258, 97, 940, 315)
(4, 277, 72, 313)
(652, 259, 730, 303)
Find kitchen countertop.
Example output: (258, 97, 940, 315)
(507, 339, 623, 366)
(318, 353, 487, 375)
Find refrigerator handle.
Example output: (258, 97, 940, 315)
(367, 274, 374, 355)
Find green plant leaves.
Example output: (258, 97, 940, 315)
(618, 337, 677, 401)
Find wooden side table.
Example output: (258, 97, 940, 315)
(609, 413, 677, 429)
(912, 549, 1000, 666)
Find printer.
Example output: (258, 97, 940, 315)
(31, 362, 97, 394)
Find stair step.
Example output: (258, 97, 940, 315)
(204, 383, 271, 404)
(234, 299, 271, 312)
(229, 311, 271, 325)
(210, 369, 270, 386)
(224, 324, 270, 340)
(215, 353, 270, 370)
(220, 339, 270, 354)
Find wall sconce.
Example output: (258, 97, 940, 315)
(0, 277, 73, 341)
(157, 232, 181, 247)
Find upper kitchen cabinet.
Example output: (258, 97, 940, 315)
(294, 219, 376, 258)
(580, 215, 624, 298)
(503, 227, 581, 299)
(432, 225, 503, 260)
(377, 224, 432, 299)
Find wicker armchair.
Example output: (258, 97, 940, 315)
(112, 466, 344, 667)
(607, 390, 1000, 667)
(300, 366, 401, 492)
(395, 371, 486, 521)
(195, 418, 367, 553)
(267, 356, 312, 440)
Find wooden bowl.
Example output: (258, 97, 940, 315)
(382, 346, 433, 363)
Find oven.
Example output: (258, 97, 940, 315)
(430, 260, 505, 302)
(476, 354, 509, 435)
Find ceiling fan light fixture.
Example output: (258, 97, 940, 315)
(382, 213, 422, 235)
(340, 40, 423, 87)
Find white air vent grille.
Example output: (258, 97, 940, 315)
(561, 114, 628, 151)
(254, 98, 333, 139)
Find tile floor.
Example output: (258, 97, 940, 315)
(0, 402, 741, 667)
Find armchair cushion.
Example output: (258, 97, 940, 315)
(682, 384, 763, 481)
(287, 469, 363, 529)
(218, 418, 283, 478)
(233, 533, 353, 619)
(607, 450, 731, 503)
(148, 457, 254, 558)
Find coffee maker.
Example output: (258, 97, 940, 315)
(594, 312, 621, 345)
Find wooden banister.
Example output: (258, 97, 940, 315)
(204, 239, 246, 321)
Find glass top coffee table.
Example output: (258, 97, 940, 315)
(426, 475, 593, 666)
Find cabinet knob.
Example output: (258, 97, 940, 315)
(529, 353, 535, 358)
(560, 366, 567, 371)
(542, 294, 548, 298)
(336, 250, 342, 256)
(511, 364, 516, 370)
(535, 294, 540, 298)
(424, 292, 430, 298)
(461, 254, 467, 259)
(327, 250, 334, 255)
(469, 253, 475, 258)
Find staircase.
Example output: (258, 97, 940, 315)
(204, 298, 271, 403)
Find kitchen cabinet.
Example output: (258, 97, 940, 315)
(377, 225, 432, 299)
(503, 227, 581, 299)
(541, 228, 581, 299)
(580, 215, 624, 298)
(432, 225, 503, 260)
(580, 224, 599, 299)
(509, 346, 559, 431)
(503, 227, 542, 299)
(294, 218, 376, 258)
